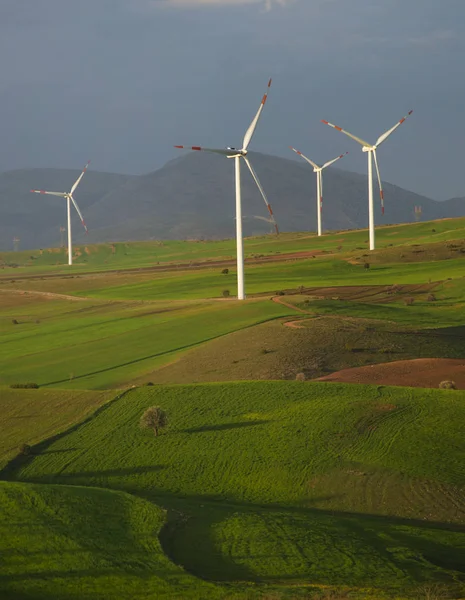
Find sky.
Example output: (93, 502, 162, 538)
(1, 0, 464, 200)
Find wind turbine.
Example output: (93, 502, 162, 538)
(290, 147, 348, 236)
(31, 162, 90, 265)
(175, 79, 277, 300)
(322, 111, 413, 250)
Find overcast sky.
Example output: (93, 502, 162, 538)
(1, 0, 464, 199)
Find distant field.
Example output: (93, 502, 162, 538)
(1, 216, 465, 275)
(0, 388, 114, 469)
(5, 382, 465, 598)
(146, 315, 465, 384)
(0, 296, 293, 389)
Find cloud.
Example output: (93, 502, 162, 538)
(154, 0, 291, 9)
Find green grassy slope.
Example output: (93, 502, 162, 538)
(0, 388, 113, 469)
(145, 316, 465, 384)
(2, 217, 465, 275)
(0, 297, 293, 389)
(0, 481, 232, 600)
(5, 383, 465, 597)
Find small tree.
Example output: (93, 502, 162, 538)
(140, 406, 168, 436)
(222, 289, 230, 298)
(221, 268, 229, 275)
(439, 380, 457, 390)
(364, 262, 370, 270)
(19, 443, 31, 456)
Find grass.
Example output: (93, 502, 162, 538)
(1, 218, 465, 598)
(0, 481, 234, 599)
(0, 297, 293, 389)
(0, 388, 113, 469)
(145, 317, 465, 384)
(2, 216, 465, 276)
(4, 382, 465, 598)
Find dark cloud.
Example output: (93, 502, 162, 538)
(0, 0, 464, 199)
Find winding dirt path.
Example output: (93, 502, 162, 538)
(0, 288, 88, 302)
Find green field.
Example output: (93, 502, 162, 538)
(1, 217, 465, 599)
(4, 383, 465, 599)
(0, 388, 113, 469)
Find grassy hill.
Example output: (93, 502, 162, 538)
(0, 481, 233, 599)
(3, 382, 465, 599)
(0, 388, 114, 469)
(1, 217, 465, 598)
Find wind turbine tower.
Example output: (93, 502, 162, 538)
(322, 111, 413, 250)
(175, 79, 277, 300)
(31, 161, 90, 265)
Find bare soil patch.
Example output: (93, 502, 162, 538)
(316, 358, 465, 389)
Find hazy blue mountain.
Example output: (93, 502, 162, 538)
(0, 153, 461, 251)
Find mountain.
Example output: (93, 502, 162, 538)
(0, 153, 463, 250)
(0, 168, 134, 251)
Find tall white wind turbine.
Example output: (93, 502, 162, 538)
(290, 147, 347, 236)
(31, 161, 90, 265)
(322, 111, 412, 250)
(175, 79, 277, 300)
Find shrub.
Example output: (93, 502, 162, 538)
(222, 289, 230, 298)
(10, 383, 39, 389)
(295, 372, 306, 381)
(19, 443, 31, 456)
(404, 297, 415, 306)
(140, 406, 168, 436)
(439, 380, 457, 390)
(427, 294, 436, 302)
(364, 262, 370, 270)
(145, 382, 154, 386)
(221, 268, 229, 275)
(11, 319, 18, 325)
(275, 291, 285, 296)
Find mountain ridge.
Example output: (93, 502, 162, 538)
(0, 152, 462, 250)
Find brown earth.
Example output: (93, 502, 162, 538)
(316, 358, 465, 389)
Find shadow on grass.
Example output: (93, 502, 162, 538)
(0, 388, 133, 481)
(181, 420, 270, 434)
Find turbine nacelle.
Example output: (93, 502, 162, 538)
(226, 148, 247, 158)
(362, 146, 374, 152)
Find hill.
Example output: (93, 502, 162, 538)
(0, 481, 230, 599)
(4, 382, 465, 598)
(0, 168, 134, 251)
(1, 153, 464, 250)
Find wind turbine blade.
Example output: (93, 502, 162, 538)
(375, 110, 413, 148)
(372, 150, 384, 215)
(243, 156, 279, 235)
(70, 195, 88, 232)
(174, 145, 234, 156)
(30, 190, 67, 197)
(289, 147, 319, 170)
(70, 160, 91, 195)
(321, 120, 371, 148)
(319, 171, 323, 209)
(242, 78, 272, 151)
(321, 151, 348, 170)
